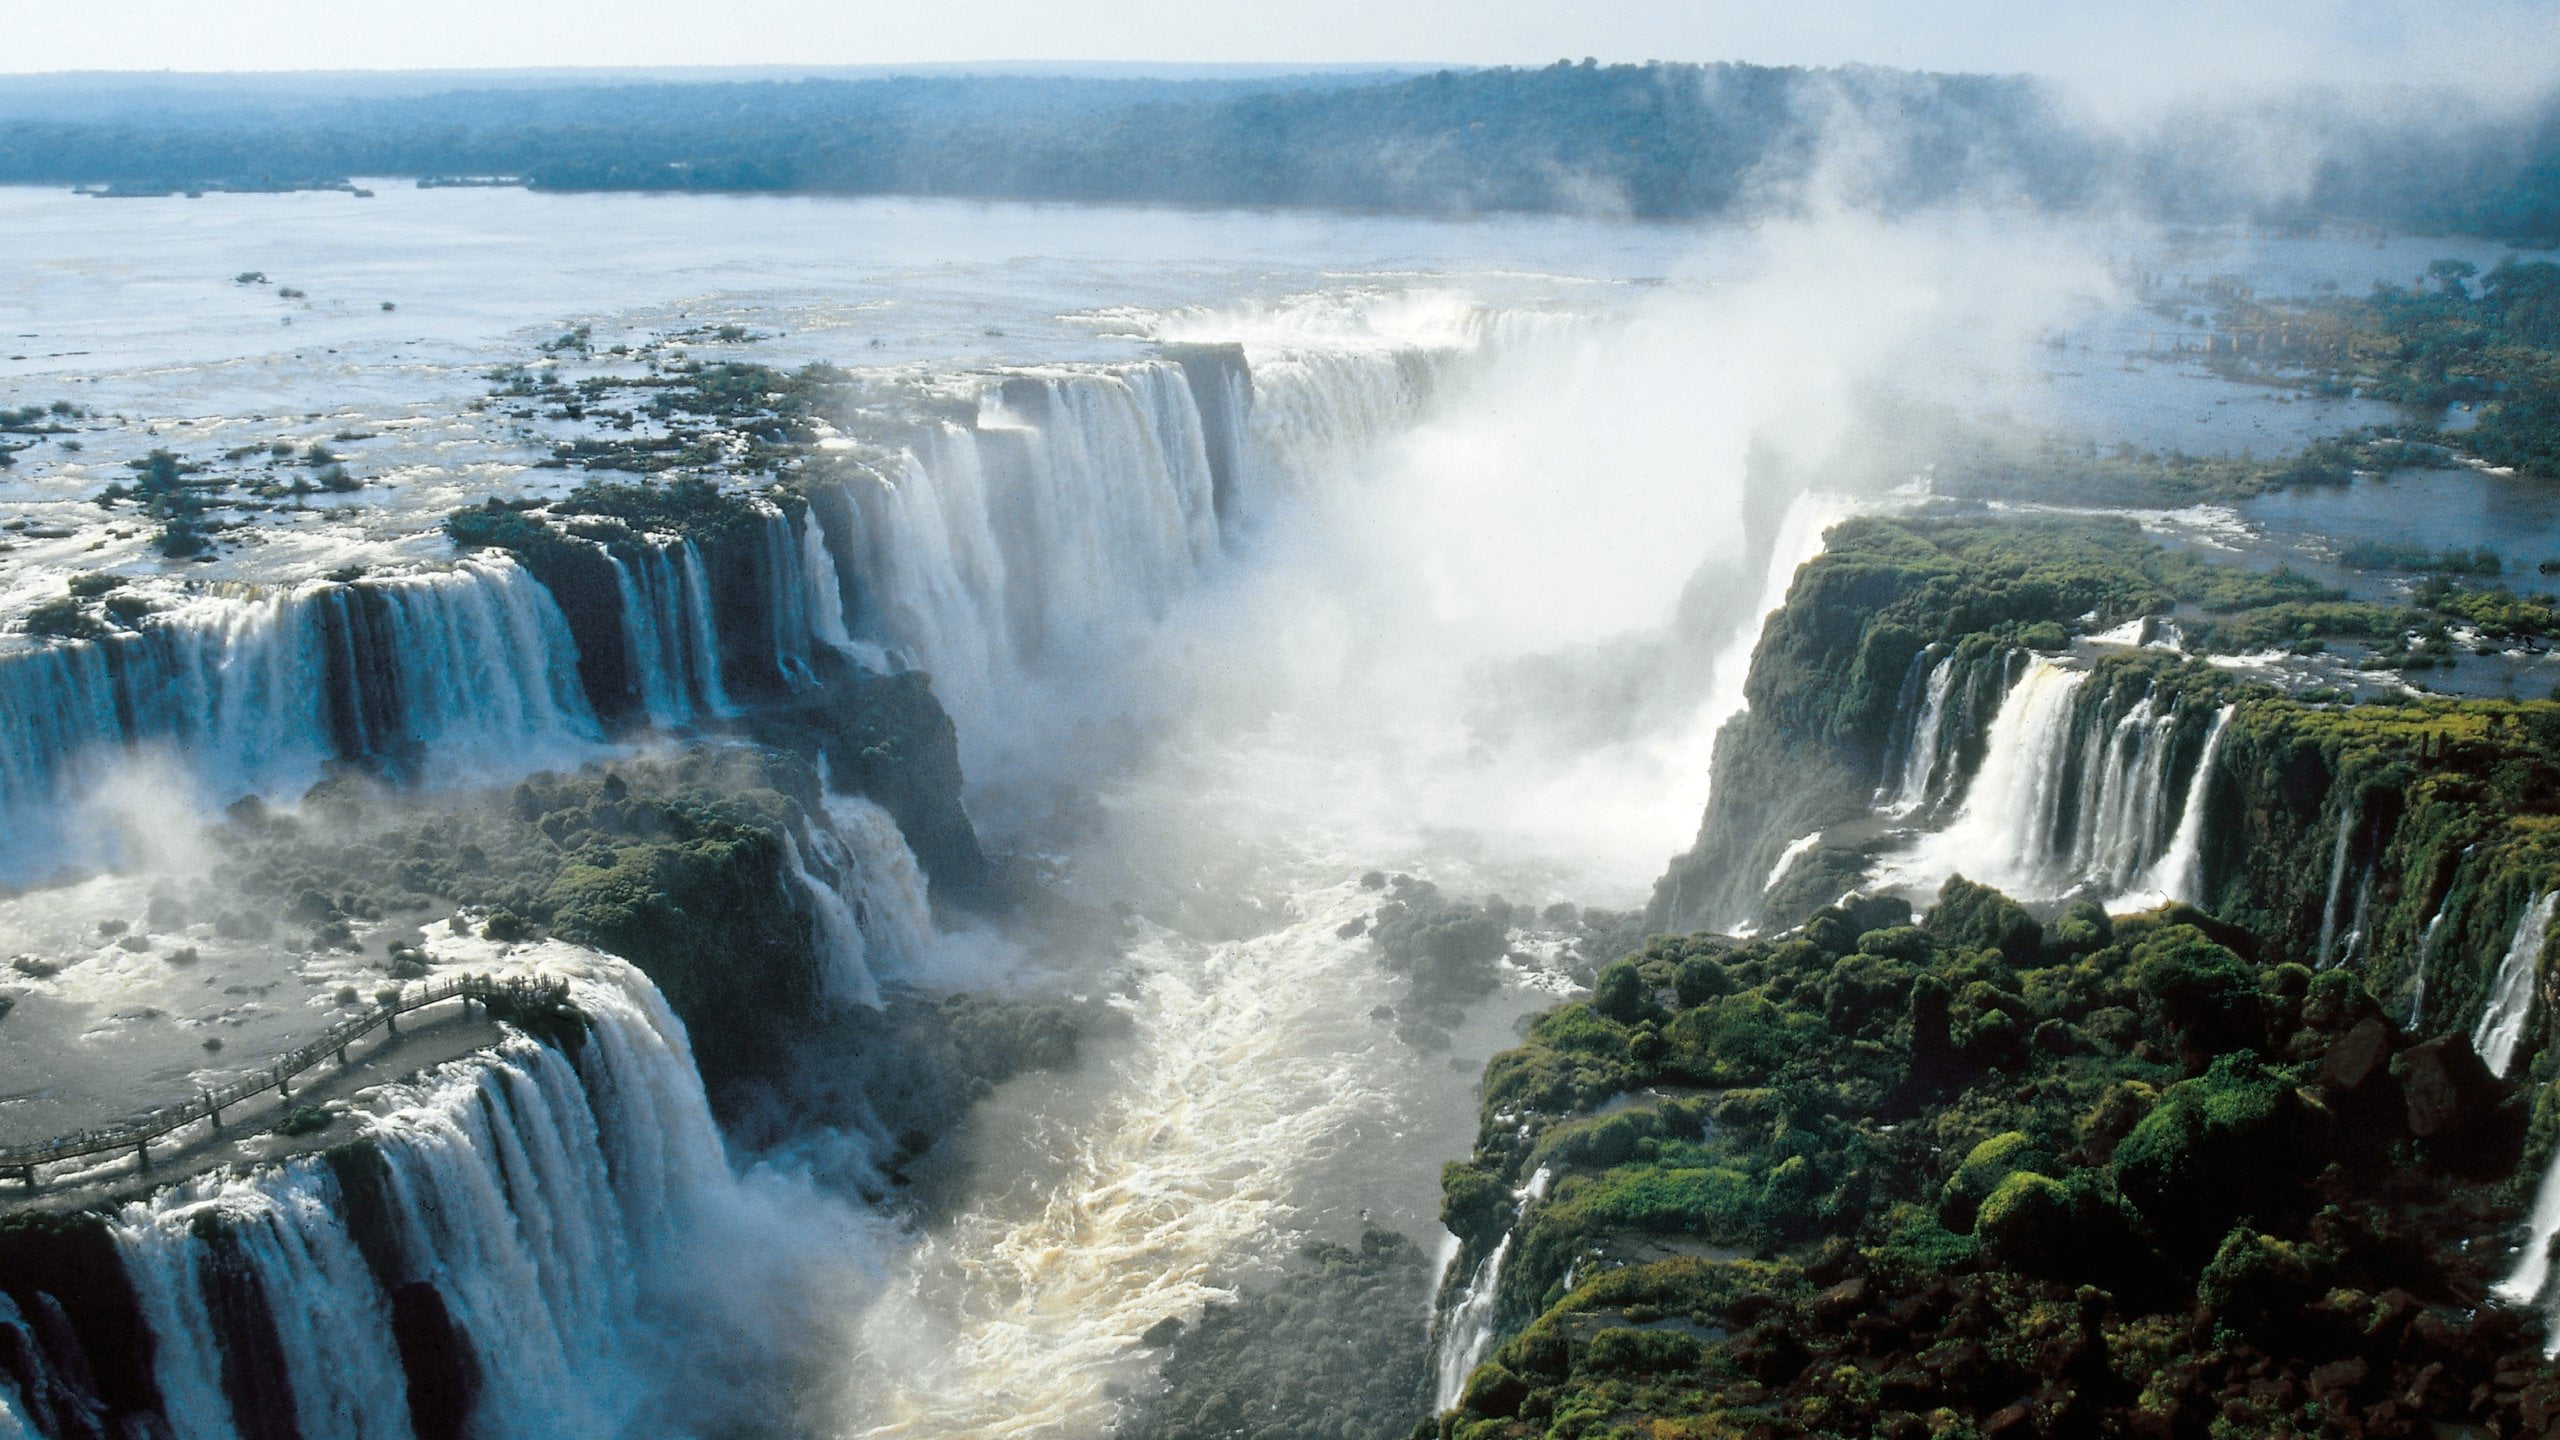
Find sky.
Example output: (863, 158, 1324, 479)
(5, 0, 2557, 103)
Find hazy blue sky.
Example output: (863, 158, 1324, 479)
(7, 0, 2557, 101)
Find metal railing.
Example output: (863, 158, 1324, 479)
(0, 974, 575, 1186)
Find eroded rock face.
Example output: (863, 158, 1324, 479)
(0, 1213, 155, 1436)
(388, 1282, 480, 1440)
(2322, 1016, 2395, 1094)
(2397, 1035, 2501, 1139)
(744, 669, 992, 907)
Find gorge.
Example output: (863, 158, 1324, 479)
(4, 172, 2560, 1440)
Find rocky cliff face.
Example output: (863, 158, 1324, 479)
(1419, 506, 2560, 1437)
(1650, 513, 2560, 1030)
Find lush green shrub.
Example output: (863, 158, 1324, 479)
(1581, 1326, 1701, 1374)
(2111, 1055, 2306, 1256)
(1925, 876, 2042, 964)
(1592, 959, 1654, 1024)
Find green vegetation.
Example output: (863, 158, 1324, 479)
(516, 360, 841, 480)
(213, 751, 817, 1086)
(2339, 541, 2502, 576)
(1654, 505, 2560, 937)
(2358, 259, 2560, 475)
(1431, 879, 2545, 1440)
(1550, 489, 2560, 1438)
(201, 747, 1046, 1159)
(1924, 430, 2441, 510)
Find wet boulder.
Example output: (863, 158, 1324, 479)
(2320, 1017, 2395, 1095)
(2396, 1034, 2498, 1137)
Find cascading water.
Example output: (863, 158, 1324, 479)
(355, 559, 599, 773)
(2339, 867, 2378, 967)
(2498, 1098, 2560, 1360)
(1877, 648, 1957, 815)
(2318, 802, 2362, 966)
(814, 789, 940, 980)
(602, 543, 695, 728)
(759, 504, 818, 690)
(800, 500, 889, 670)
(675, 541, 737, 716)
(1430, 1166, 1552, 1410)
(1900, 659, 2086, 897)
(1762, 832, 1824, 898)
(0, 1292, 101, 1440)
(1896, 664, 2224, 907)
(0, 282, 1626, 1440)
(2474, 893, 2556, 1077)
(0, 557, 595, 882)
(803, 324, 1531, 762)
(787, 829, 885, 1008)
(805, 361, 1231, 741)
(2131, 704, 2234, 906)
(2065, 693, 2180, 890)
(1432, 1238, 1512, 1410)
(781, 790, 939, 1010)
(98, 951, 826, 1440)
(2407, 903, 2451, 1026)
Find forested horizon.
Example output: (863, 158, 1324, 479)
(0, 59, 2554, 236)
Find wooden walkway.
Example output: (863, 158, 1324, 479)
(1, 974, 577, 1189)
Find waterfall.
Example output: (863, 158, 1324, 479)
(814, 788, 939, 981)
(2318, 802, 2361, 966)
(784, 829, 884, 1009)
(354, 559, 600, 775)
(2341, 867, 2378, 967)
(2407, 906, 2449, 1027)
(0, 592, 322, 853)
(1906, 659, 2088, 897)
(1879, 650, 1958, 816)
(1680, 491, 1856, 839)
(0, 1293, 103, 1440)
(602, 544, 693, 727)
(803, 362, 1222, 736)
(1899, 665, 2228, 906)
(102, 956, 760, 1440)
(1430, 1166, 1551, 1411)
(976, 366, 1221, 659)
(800, 501, 889, 671)
(2066, 692, 2180, 890)
(675, 541, 736, 716)
(2496, 1133, 2560, 1354)
(2474, 893, 2556, 1077)
(1762, 832, 1823, 896)
(582, 534, 746, 721)
(1431, 1235, 1513, 1410)
(115, 1169, 416, 1440)
(2133, 704, 2234, 905)
(758, 505, 817, 690)
(802, 328, 1512, 748)
(0, 558, 595, 882)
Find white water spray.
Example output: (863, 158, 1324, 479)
(2475, 893, 2556, 1078)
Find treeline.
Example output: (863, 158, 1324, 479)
(1, 62, 2555, 234)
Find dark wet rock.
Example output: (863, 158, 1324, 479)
(2321, 1018, 2394, 1094)
(1812, 1277, 1871, 1325)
